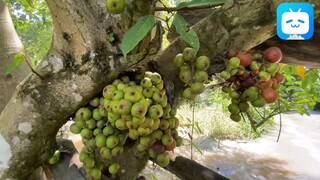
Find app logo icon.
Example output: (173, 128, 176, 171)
(277, 3, 314, 40)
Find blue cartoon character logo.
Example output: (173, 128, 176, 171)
(277, 3, 314, 40)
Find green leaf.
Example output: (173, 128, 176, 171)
(192, 142, 203, 155)
(120, 15, 156, 58)
(177, 0, 226, 9)
(195, 122, 203, 134)
(5, 53, 24, 74)
(172, 14, 200, 53)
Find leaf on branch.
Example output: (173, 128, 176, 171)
(176, 0, 226, 9)
(192, 142, 203, 155)
(172, 14, 199, 53)
(120, 15, 156, 58)
(5, 53, 24, 74)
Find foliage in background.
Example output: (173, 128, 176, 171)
(179, 89, 274, 140)
(7, 0, 52, 66)
(273, 65, 320, 115)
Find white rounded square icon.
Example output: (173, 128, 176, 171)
(281, 9, 309, 35)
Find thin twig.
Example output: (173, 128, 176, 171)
(23, 53, 44, 80)
(254, 106, 280, 129)
(245, 112, 257, 131)
(191, 101, 195, 160)
(253, 106, 264, 119)
(154, 3, 225, 12)
(276, 101, 282, 142)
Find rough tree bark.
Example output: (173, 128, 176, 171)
(0, 0, 319, 179)
(0, 0, 30, 112)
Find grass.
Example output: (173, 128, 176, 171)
(177, 89, 275, 140)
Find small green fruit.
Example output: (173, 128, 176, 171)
(182, 47, 196, 61)
(81, 128, 93, 139)
(161, 134, 174, 146)
(179, 70, 192, 84)
(103, 126, 114, 136)
(141, 77, 153, 88)
(75, 108, 92, 121)
(183, 88, 196, 100)
(258, 71, 271, 81)
(230, 114, 241, 122)
(109, 163, 120, 175)
(239, 102, 250, 112)
(106, 135, 119, 149)
(174, 53, 185, 67)
(92, 108, 102, 121)
(220, 71, 231, 79)
(190, 83, 205, 94)
(194, 70, 208, 83)
(95, 134, 107, 148)
(150, 72, 162, 84)
(148, 104, 164, 119)
(100, 147, 112, 159)
(195, 56, 210, 70)
(156, 152, 170, 167)
(70, 123, 81, 134)
(111, 146, 124, 156)
(228, 103, 240, 114)
(89, 97, 100, 107)
(228, 57, 240, 68)
(106, 0, 125, 14)
(131, 102, 148, 118)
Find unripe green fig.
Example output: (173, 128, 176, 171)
(150, 72, 162, 84)
(179, 70, 192, 84)
(152, 91, 164, 103)
(180, 64, 191, 71)
(156, 152, 170, 167)
(48, 156, 59, 165)
(194, 70, 208, 83)
(230, 114, 241, 122)
(229, 91, 240, 99)
(258, 71, 271, 81)
(250, 61, 259, 70)
(159, 119, 170, 130)
(221, 86, 231, 93)
(95, 134, 107, 148)
(183, 88, 196, 100)
(90, 168, 102, 180)
(111, 146, 124, 156)
(148, 148, 157, 159)
(93, 128, 103, 136)
(84, 158, 95, 168)
(195, 56, 210, 70)
(129, 129, 139, 140)
(76, 107, 92, 121)
(92, 108, 102, 121)
(228, 57, 240, 68)
(118, 99, 132, 115)
(142, 88, 153, 98)
(161, 134, 174, 146)
(140, 77, 153, 88)
(103, 85, 117, 100)
(220, 71, 231, 79)
(251, 98, 266, 107)
(86, 119, 96, 129)
(70, 123, 81, 134)
(100, 147, 112, 159)
(190, 83, 205, 94)
(182, 47, 196, 61)
(109, 163, 120, 175)
(79, 151, 89, 162)
(115, 119, 127, 130)
(89, 97, 100, 107)
(239, 102, 250, 112)
(118, 133, 128, 146)
(103, 126, 114, 136)
(106, 0, 125, 14)
(174, 53, 185, 67)
(175, 136, 183, 147)
(112, 90, 125, 100)
(148, 104, 164, 119)
(131, 102, 148, 118)
(106, 135, 119, 148)
(228, 103, 240, 114)
(81, 128, 93, 139)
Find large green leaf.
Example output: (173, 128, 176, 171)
(172, 14, 199, 53)
(5, 53, 24, 74)
(120, 15, 156, 58)
(177, 0, 226, 9)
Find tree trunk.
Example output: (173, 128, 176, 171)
(0, 0, 319, 179)
(0, 0, 30, 112)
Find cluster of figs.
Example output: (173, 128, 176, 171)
(174, 47, 211, 100)
(69, 72, 183, 179)
(220, 47, 285, 122)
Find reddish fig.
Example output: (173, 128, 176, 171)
(263, 47, 282, 63)
(237, 52, 253, 67)
(262, 88, 279, 103)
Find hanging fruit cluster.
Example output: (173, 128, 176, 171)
(69, 72, 183, 179)
(174, 47, 210, 100)
(219, 47, 285, 122)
